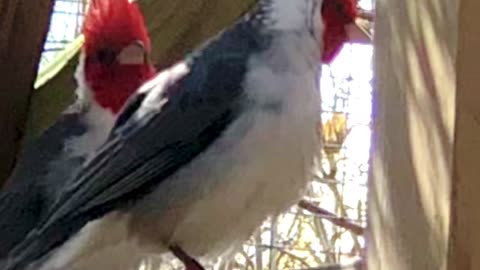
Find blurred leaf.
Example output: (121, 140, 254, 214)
(322, 112, 348, 155)
(35, 35, 84, 89)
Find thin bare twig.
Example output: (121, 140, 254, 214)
(256, 244, 312, 269)
(296, 258, 366, 270)
(298, 200, 365, 236)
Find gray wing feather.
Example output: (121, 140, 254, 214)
(0, 111, 87, 258)
(6, 56, 247, 270)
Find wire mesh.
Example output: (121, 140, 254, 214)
(40, 0, 87, 69)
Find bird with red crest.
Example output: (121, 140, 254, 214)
(0, 0, 155, 263)
(2, 1, 373, 270)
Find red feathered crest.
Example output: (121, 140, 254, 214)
(322, 0, 357, 25)
(82, 0, 151, 55)
(321, 0, 358, 63)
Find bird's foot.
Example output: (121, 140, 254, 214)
(169, 245, 205, 270)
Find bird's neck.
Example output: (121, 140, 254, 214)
(73, 53, 98, 111)
(247, 0, 323, 65)
(255, 0, 321, 31)
(65, 54, 116, 157)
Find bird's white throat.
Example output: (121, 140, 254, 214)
(266, 0, 323, 31)
(65, 53, 116, 157)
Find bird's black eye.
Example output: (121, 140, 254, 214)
(96, 48, 116, 66)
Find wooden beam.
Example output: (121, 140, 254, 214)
(448, 0, 480, 268)
(0, 0, 54, 187)
(368, 0, 457, 269)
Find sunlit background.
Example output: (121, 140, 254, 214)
(38, 0, 373, 269)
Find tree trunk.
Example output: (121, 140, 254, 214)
(26, 0, 256, 138)
(0, 0, 54, 187)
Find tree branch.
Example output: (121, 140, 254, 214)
(298, 200, 365, 236)
(297, 259, 366, 270)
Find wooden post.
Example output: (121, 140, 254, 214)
(369, 0, 458, 269)
(448, 0, 480, 269)
(0, 0, 54, 187)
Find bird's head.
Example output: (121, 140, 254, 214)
(81, 0, 156, 114)
(321, 0, 371, 63)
